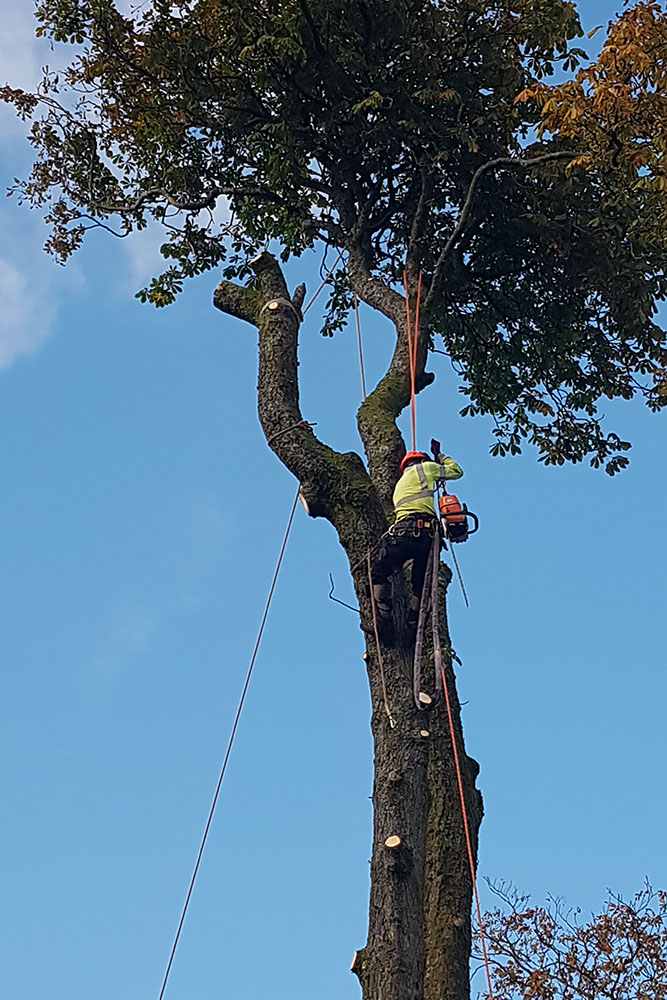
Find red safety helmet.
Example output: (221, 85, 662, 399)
(399, 450, 430, 475)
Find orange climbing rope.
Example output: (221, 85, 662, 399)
(403, 270, 423, 452)
(439, 656, 495, 999)
(357, 285, 495, 998)
(429, 534, 494, 998)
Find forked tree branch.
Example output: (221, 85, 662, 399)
(346, 240, 435, 510)
(213, 253, 383, 557)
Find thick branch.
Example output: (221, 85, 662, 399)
(347, 243, 435, 511)
(358, 339, 435, 513)
(212, 280, 257, 327)
(347, 242, 405, 327)
(426, 151, 578, 311)
(213, 253, 383, 560)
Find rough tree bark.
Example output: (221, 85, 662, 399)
(213, 251, 483, 1000)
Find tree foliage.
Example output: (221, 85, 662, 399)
(482, 883, 667, 1000)
(518, 0, 667, 409)
(2, 0, 666, 475)
(3, 8, 665, 997)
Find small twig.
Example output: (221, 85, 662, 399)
(266, 420, 316, 445)
(93, 184, 281, 216)
(328, 574, 360, 615)
(302, 248, 345, 314)
(77, 214, 131, 239)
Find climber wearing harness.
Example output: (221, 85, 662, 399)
(371, 446, 463, 637)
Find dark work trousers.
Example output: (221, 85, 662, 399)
(371, 516, 438, 610)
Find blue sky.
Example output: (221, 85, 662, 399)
(1, 3, 665, 999)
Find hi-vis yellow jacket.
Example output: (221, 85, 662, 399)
(393, 457, 463, 522)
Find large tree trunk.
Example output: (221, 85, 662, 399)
(213, 252, 484, 1000)
(351, 570, 483, 1000)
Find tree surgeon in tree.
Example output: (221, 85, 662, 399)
(3, 1, 666, 999)
(371, 447, 463, 641)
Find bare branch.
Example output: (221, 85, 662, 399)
(93, 184, 280, 216)
(77, 214, 131, 239)
(426, 151, 579, 311)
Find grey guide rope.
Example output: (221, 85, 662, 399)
(437, 484, 470, 609)
(157, 488, 300, 999)
(157, 263, 350, 997)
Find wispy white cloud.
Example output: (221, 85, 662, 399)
(0, 197, 86, 371)
(123, 224, 170, 293)
(81, 494, 226, 694)
(1, 3, 231, 316)
(0, 8, 84, 369)
(0, 257, 56, 368)
(121, 201, 232, 294)
(0, 7, 41, 91)
(0, 6, 61, 140)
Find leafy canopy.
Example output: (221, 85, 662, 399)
(3, 0, 666, 472)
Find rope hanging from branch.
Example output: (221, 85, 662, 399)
(355, 269, 494, 997)
(403, 270, 423, 453)
(428, 537, 495, 1000)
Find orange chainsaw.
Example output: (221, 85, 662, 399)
(431, 439, 479, 543)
